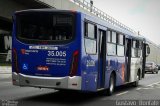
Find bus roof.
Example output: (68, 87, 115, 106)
(14, 9, 75, 14)
(82, 12, 145, 41)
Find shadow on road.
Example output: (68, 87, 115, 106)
(17, 90, 103, 105)
(115, 83, 143, 93)
(16, 83, 141, 105)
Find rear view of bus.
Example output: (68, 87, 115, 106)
(12, 9, 82, 90)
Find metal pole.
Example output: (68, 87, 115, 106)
(90, 0, 93, 12)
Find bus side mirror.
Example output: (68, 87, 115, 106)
(146, 44, 150, 57)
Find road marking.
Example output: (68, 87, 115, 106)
(0, 82, 12, 87)
(0, 82, 12, 85)
(116, 91, 128, 96)
(136, 87, 142, 90)
(142, 88, 154, 89)
(137, 81, 160, 90)
(147, 81, 160, 87)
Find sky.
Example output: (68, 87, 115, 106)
(87, 0, 160, 45)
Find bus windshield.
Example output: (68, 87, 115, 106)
(16, 12, 74, 43)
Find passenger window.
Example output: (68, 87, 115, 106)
(112, 31, 116, 43)
(132, 40, 136, 48)
(85, 38, 97, 54)
(84, 22, 88, 37)
(117, 34, 125, 56)
(84, 22, 96, 39)
(88, 24, 95, 39)
(107, 43, 116, 55)
(107, 31, 117, 56)
(132, 48, 138, 57)
(117, 45, 124, 56)
(118, 34, 124, 45)
(107, 31, 125, 56)
(136, 41, 143, 49)
(107, 31, 111, 42)
(84, 21, 97, 54)
(132, 40, 142, 57)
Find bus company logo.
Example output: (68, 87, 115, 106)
(86, 60, 95, 67)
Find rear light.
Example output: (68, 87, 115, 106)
(70, 50, 79, 77)
(12, 48, 19, 73)
(21, 49, 26, 54)
(70, 10, 76, 13)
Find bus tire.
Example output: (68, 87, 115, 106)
(105, 74, 115, 96)
(133, 72, 140, 87)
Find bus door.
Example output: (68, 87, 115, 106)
(142, 43, 150, 78)
(98, 30, 106, 89)
(125, 38, 131, 82)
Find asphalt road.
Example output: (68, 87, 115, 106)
(1, 72, 160, 106)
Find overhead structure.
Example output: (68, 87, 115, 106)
(37, 0, 136, 34)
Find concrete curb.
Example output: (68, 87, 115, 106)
(0, 73, 12, 79)
(0, 66, 12, 80)
(0, 66, 12, 74)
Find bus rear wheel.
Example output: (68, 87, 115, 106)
(133, 73, 139, 87)
(104, 74, 115, 96)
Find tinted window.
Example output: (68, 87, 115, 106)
(17, 13, 74, 41)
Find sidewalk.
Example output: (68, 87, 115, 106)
(0, 66, 12, 80)
(0, 66, 11, 74)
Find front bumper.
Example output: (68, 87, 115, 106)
(12, 72, 82, 90)
(145, 69, 152, 71)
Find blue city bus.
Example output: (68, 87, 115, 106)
(12, 9, 150, 95)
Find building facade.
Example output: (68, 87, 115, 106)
(0, 0, 51, 65)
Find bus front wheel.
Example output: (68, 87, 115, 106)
(133, 72, 140, 87)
